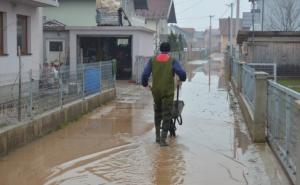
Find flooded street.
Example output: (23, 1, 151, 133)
(0, 55, 292, 185)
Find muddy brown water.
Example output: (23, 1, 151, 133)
(0, 57, 292, 185)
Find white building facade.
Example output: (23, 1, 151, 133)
(0, 0, 58, 85)
(43, 0, 155, 80)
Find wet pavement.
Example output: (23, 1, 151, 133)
(0, 54, 292, 185)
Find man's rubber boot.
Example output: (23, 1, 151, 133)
(160, 130, 169, 147)
(155, 129, 160, 143)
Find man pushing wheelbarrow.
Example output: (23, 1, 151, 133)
(142, 42, 186, 147)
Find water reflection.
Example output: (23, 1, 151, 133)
(152, 140, 186, 185)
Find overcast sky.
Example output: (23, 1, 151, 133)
(173, 0, 252, 31)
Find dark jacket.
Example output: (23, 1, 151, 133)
(142, 54, 186, 88)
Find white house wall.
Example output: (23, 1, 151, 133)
(132, 31, 154, 77)
(43, 31, 70, 64)
(0, 1, 43, 85)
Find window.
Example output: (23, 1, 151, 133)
(0, 12, 3, 55)
(17, 15, 28, 55)
(49, 41, 63, 52)
(117, 38, 129, 46)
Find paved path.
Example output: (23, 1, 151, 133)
(0, 57, 292, 185)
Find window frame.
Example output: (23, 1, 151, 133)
(17, 15, 28, 55)
(49, 41, 63, 52)
(0, 12, 3, 55)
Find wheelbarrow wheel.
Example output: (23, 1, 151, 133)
(169, 119, 176, 138)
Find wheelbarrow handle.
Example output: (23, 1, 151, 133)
(177, 85, 180, 101)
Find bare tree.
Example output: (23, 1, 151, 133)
(266, 0, 300, 31)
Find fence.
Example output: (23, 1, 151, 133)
(248, 63, 277, 82)
(170, 51, 187, 62)
(228, 56, 300, 184)
(0, 61, 114, 126)
(135, 56, 150, 85)
(241, 65, 256, 112)
(267, 80, 300, 184)
(231, 59, 239, 85)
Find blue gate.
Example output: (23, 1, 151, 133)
(84, 67, 101, 95)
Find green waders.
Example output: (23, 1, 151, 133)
(151, 56, 174, 146)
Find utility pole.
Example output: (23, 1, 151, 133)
(262, 0, 265, 31)
(230, 3, 234, 57)
(226, 3, 234, 57)
(209, 15, 214, 88)
(236, 0, 240, 59)
(252, 1, 255, 32)
(250, 0, 256, 61)
(236, 0, 240, 34)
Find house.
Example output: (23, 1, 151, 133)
(43, 0, 155, 80)
(237, 31, 300, 75)
(0, 0, 58, 88)
(242, 12, 260, 31)
(203, 29, 221, 53)
(43, 19, 69, 65)
(219, 18, 242, 53)
(136, 0, 177, 51)
(170, 26, 195, 48)
(169, 25, 205, 60)
(194, 31, 205, 58)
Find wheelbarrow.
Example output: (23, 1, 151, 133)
(169, 85, 184, 137)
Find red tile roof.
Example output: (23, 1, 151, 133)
(136, 0, 176, 23)
(181, 28, 196, 33)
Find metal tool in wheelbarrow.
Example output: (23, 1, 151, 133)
(169, 85, 184, 137)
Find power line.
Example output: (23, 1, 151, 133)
(177, 0, 204, 15)
(219, 6, 230, 18)
(177, 16, 209, 20)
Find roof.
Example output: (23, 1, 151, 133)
(65, 26, 156, 34)
(181, 28, 196, 33)
(219, 18, 242, 36)
(237, 31, 300, 44)
(204, 29, 220, 36)
(43, 19, 66, 31)
(136, 0, 177, 23)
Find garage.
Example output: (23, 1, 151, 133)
(79, 36, 132, 80)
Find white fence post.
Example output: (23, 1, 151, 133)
(237, 62, 244, 93)
(17, 46, 22, 121)
(296, 100, 300, 185)
(253, 71, 268, 142)
(99, 62, 102, 92)
(82, 64, 85, 99)
(225, 52, 231, 82)
(59, 73, 63, 108)
(274, 63, 277, 82)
